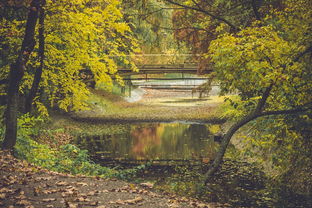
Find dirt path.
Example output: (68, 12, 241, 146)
(136, 88, 223, 107)
(0, 151, 226, 208)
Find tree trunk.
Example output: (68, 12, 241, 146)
(203, 85, 273, 184)
(25, 1, 45, 113)
(251, 0, 262, 20)
(2, 0, 41, 150)
(2, 62, 23, 149)
(203, 114, 257, 185)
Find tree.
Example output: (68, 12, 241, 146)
(1, 0, 139, 149)
(163, 0, 312, 184)
(25, 0, 45, 113)
(163, 0, 262, 73)
(122, 0, 190, 65)
(2, 0, 42, 150)
(23, 0, 139, 113)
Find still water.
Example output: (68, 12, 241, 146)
(75, 122, 220, 161)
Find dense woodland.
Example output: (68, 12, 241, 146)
(0, 0, 311, 207)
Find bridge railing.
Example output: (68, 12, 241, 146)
(116, 53, 202, 66)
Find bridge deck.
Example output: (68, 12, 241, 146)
(118, 64, 211, 75)
(120, 77, 209, 81)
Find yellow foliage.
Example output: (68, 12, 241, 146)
(209, 0, 311, 112)
(8, 0, 139, 112)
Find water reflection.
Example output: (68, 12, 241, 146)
(75, 123, 220, 161)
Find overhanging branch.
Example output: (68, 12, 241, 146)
(260, 106, 312, 117)
(138, 7, 185, 19)
(254, 83, 274, 114)
(294, 45, 312, 62)
(163, 0, 239, 31)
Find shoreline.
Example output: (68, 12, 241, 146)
(70, 114, 226, 124)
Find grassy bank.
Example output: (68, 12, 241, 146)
(72, 89, 226, 123)
(0, 89, 227, 179)
(0, 113, 151, 181)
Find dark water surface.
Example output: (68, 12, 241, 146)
(74, 122, 220, 161)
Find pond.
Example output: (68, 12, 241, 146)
(74, 122, 221, 164)
(73, 121, 275, 207)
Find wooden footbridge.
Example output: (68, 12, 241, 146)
(82, 54, 212, 90)
(116, 54, 211, 76)
(118, 64, 211, 76)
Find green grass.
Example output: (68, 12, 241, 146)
(74, 89, 225, 123)
(0, 114, 150, 180)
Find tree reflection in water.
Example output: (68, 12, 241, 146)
(75, 123, 221, 161)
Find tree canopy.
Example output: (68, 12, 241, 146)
(162, 0, 312, 182)
(1, 0, 311, 194)
(1, 0, 139, 113)
(1, 0, 139, 149)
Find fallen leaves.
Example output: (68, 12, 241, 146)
(42, 198, 57, 202)
(140, 182, 154, 189)
(75, 196, 91, 202)
(0, 193, 6, 199)
(15, 193, 26, 200)
(76, 182, 88, 186)
(2, 175, 18, 185)
(56, 181, 69, 186)
(96, 206, 107, 208)
(43, 189, 59, 194)
(15, 199, 32, 206)
(0, 151, 222, 208)
(0, 187, 14, 193)
(190, 201, 211, 208)
(35, 176, 53, 181)
(126, 196, 144, 204)
(66, 202, 78, 208)
(33, 187, 40, 196)
(109, 196, 144, 205)
(86, 190, 99, 196)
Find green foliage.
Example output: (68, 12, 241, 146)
(9, 114, 113, 176)
(0, 113, 150, 180)
(207, 0, 312, 172)
(155, 161, 272, 207)
(15, 137, 117, 177)
(123, 0, 177, 52)
(17, 113, 44, 138)
(167, 165, 203, 196)
(122, 0, 190, 64)
(1, 0, 139, 113)
(112, 163, 151, 180)
(215, 96, 245, 121)
(209, 0, 312, 110)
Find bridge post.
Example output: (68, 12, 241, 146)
(125, 75, 132, 97)
(121, 86, 125, 95)
(129, 83, 132, 97)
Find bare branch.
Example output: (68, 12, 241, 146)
(163, 0, 239, 31)
(138, 7, 185, 19)
(260, 106, 312, 117)
(151, 24, 212, 33)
